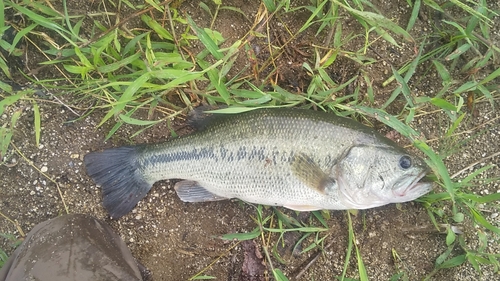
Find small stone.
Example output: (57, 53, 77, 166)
(40, 166, 48, 173)
(70, 153, 79, 159)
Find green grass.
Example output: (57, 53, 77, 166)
(1, 0, 499, 278)
(0, 231, 23, 269)
(218, 205, 329, 281)
(0, 247, 7, 268)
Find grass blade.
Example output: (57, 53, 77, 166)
(187, 15, 223, 60)
(141, 14, 173, 41)
(273, 268, 290, 281)
(262, 0, 276, 12)
(221, 227, 261, 240)
(96, 52, 141, 73)
(98, 72, 151, 128)
(119, 114, 161, 126)
(334, 0, 413, 43)
(32, 101, 41, 147)
(8, 24, 37, 54)
(197, 59, 230, 104)
(298, 0, 328, 34)
(478, 65, 500, 85)
(406, 0, 421, 31)
(382, 43, 423, 108)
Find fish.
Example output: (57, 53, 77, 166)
(84, 108, 432, 219)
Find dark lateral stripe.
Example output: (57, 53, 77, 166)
(140, 145, 312, 169)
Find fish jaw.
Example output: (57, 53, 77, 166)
(336, 171, 432, 209)
(391, 171, 433, 202)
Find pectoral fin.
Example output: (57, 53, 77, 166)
(174, 181, 227, 202)
(291, 153, 337, 195)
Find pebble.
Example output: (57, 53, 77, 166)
(40, 166, 48, 173)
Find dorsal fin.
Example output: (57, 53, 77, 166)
(187, 105, 227, 130)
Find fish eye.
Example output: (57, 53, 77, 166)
(399, 155, 412, 170)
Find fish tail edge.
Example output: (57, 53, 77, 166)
(84, 146, 151, 219)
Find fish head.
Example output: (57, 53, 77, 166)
(335, 144, 432, 209)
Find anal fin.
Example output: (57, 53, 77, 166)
(174, 181, 227, 202)
(283, 205, 322, 211)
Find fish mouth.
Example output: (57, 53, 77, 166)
(338, 169, 433, 209)
(394, 170, 433, 198)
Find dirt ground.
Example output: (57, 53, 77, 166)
(1, 0, 500, 280)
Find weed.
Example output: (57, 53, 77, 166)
(0, 246, 8, 269)
(219, 205, 328, 281)
(0, 231, 24, 270)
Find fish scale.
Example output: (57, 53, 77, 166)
(84, 108, 432, 219)
(139, 113, 348, 202)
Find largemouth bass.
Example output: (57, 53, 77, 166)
(84, 108, 432, 219)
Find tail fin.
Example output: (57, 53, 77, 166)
(84, 146, 152, 219)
